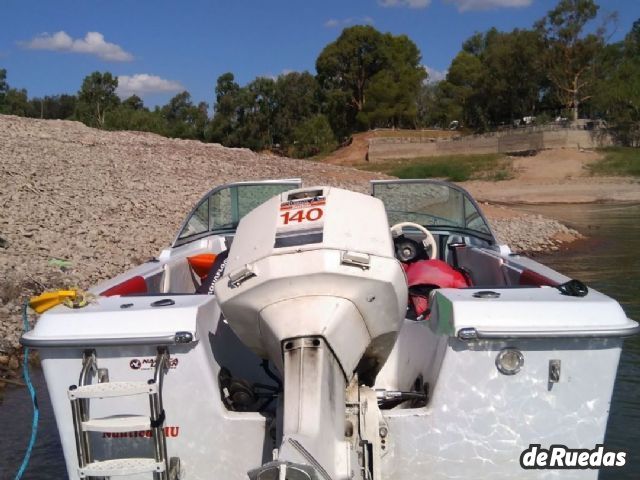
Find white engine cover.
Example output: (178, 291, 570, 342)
(215, 186, 408, 376)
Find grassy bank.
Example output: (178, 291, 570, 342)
(359, 153, 512, 182)
(590, 147, 640, 177)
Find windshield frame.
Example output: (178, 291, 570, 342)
(172, 179, 301, 248)
(370, 179, 497, 244)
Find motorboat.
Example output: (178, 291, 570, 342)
(21, 179, 639, 479)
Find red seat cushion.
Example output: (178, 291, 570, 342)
(101, 275, 148, 297)
(188, 253, 217, 281)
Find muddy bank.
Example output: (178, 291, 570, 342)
(0, 115, 581, 365)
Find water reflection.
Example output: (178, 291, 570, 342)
(0, 368, 66, 479)
(518, 203, 640, 479)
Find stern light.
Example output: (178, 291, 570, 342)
(496, 348, 524, 375)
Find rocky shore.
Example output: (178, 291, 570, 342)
(0, 115, 580, 370)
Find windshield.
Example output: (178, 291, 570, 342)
(371, 181, 493, 238)
(174, 181, 300, 246)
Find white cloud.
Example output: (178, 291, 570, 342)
(424, 65, 448, 83)
(21, 31, 133, 62)
(116, 74, 183, 98)
(379, 0, 431, 9)
(324, 16, 375, 28)
(446, 0, 532, 12)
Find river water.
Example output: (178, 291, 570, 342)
(0, 203, 638, 479)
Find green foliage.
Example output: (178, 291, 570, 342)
(590, 147, 640, 176)
(316, 26, 387, 121)
(104, 102, 165, 134)
(123, 95, 144, 111)
(76, 71, 120, 128)
(0, 69, 33, 116)
(591, 22, 640, 145)
(535, 0, 605, 121)
(207, 72, 241, 145)
(480, 29, 546, 125)
(161, 91, 208, 140)
(209, 71, 328, 156)
(425, 29, 546, 131)
(28, 94, 77, 119)
(209, 74, 276, 149)
(2, 88, 30, 116)
(291, 115, 336, 158)
(316, 26, 426, 137)
(273, 72, 320, 146)
(358, 34, 426, 130)
(0, 69, 7, 108)
(382, 154, 512, 182)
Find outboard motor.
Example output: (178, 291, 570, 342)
(215, 186, 407, 480)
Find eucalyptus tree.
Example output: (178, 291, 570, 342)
(76, 71, 120, 128)
(535, 0, 607, 121)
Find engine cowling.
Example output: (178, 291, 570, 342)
(215, 185, 408, 377)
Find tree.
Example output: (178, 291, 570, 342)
(535, 0, 606, 121)
(358, 34, 426, 129)
(273, 72, 319, 147)
(592, 19, 640, 145)
(29, 94, 77, 119)
(316, 26, 387, 119)
(76, 71, 120, 127)
(208, 72, 242, 145)
(442, 51, 486, 129)
(210, 71, 322, 153)
(0, 69, 7, 109)
(161, 91, 209, 140)
(292, 115, 336, 158)
(2, 88, 31, 116)
(0, 69, 31, 116)
(123, 94, 144, 111)
(242, 77, 277, 149)
(480, 29, 546, 124)
(316, 26, 426, 136)
(105, 103, 165, 134)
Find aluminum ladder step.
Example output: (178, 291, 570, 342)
(82, 415, 151, 433)
(79, 458, 165, 477)
(69, 381, 157, 400)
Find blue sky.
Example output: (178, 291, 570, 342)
(1, 0, 638, 108)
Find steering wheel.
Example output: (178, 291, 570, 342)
(390, 222, 438, 261)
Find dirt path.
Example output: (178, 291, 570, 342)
(323, 132, 371, 165)
(511, 149, 599, 180)
(462, 149, 640, 204)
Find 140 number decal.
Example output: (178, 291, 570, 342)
(280, 207, 323, 225)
